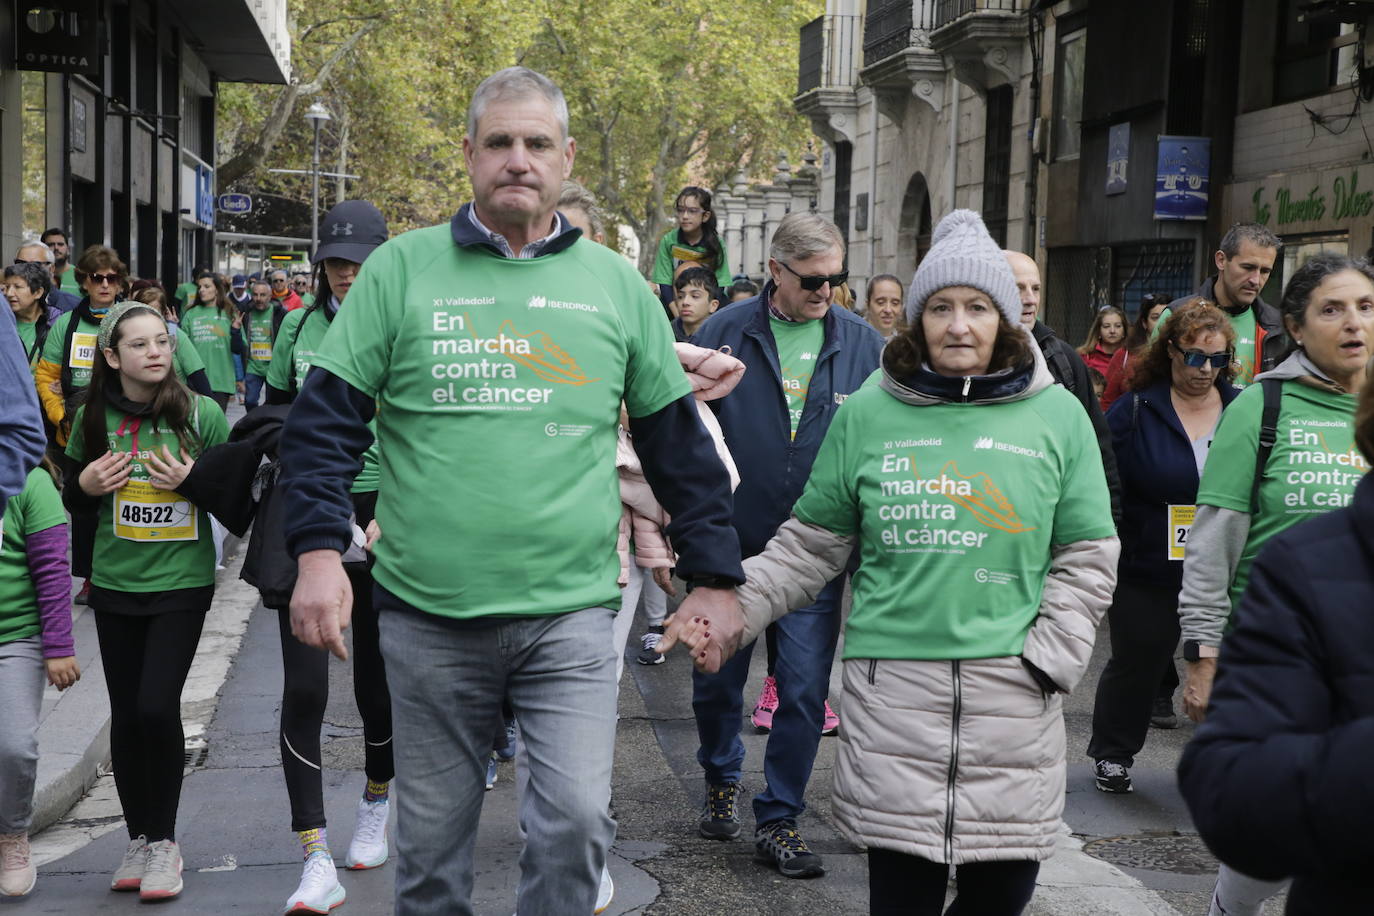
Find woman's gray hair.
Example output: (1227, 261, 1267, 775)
(2, 261, 53, 298)
(558, 180, 605, 240)
(768, 212, 845, 263)
(466, 67, 570, 141)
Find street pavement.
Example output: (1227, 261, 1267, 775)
(24, 560, 1285, 914)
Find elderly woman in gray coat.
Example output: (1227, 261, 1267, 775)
(669, 211, 1119, 915)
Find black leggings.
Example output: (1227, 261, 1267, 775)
(95, 608, 207, 842)
(277, 564, 393, 832)
(868, 848, 1039, 915)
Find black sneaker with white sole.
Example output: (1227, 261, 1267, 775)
(1149, 696, 1179, 729)
(754, 819, 825, 878)
(698, 782, 742, 840)
(1094, 759, 1132, 793)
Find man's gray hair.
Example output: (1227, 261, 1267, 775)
(768, 212, 845, 263)
(14, 239, 54, 262)
(466, 67, 570, 141)
(1219, 222, 1281, 259)
(558, 180, 605, 239)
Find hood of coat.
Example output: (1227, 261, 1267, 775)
(877, 330, 1054, 407)
(675, 341, 745, 402)
(1256, 349, 1351, 395)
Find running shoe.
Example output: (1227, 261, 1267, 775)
(698, 782, 742, 840)
(496, 719, 518, 760)
(345, 798, 389, 869)
(285, 851, 345, 913)
(0, 833, 36, 897)
(750, 676, 778, 731)
(1150, 696, 1179, 729)
(822, 700, 840, 736)
(486, 754, 499, 790)
(139, 839, 183, 901)
(594, 863, 614, 914)
(1094, 759, 1133, 794)
(636, 627, 666, 665)
(110, 834, 148, 891)
(73, 578, 90, 606)
(754, 819, 825, 878)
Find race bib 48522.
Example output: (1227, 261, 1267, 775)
(113, 480, 198, 542)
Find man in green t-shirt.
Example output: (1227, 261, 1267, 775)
(277, 67, 745, 916)
(39, 229, 78, 295)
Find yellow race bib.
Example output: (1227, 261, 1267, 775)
(70, 332, 97, 370)
(251, 339, 273, 361)
(1167, 504, 1195, 561)
(113, 480, 198, 542)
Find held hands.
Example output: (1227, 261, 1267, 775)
(657, 586, 744, 673)
(144, 446, 194, 491)
(290, 549, 354, 660)
(79, 451, 133, 496)
(652, 566, 676, 597)
(1182, 658, 1218, 723)
(45, 656, 81, 690)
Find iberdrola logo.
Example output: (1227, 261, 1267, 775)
(527, 295, 547, 309)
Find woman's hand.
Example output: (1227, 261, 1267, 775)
(45, 656, 81, 690)
(231, 310, 243, 330)
(1183, 658, 1218, 723)
(144, 446, 194, 491)
(78, 451, 133, 496)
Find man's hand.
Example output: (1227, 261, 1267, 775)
(1183, 658, 1218, 723)
(290, 549, 353, 660)
(657, 586, 743, 673)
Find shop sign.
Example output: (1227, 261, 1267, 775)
(1247, 169, 1374, 229)
(1154, 136, 1210, 220)
(13, 0, 101, 76)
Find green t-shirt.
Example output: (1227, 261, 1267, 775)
(651, 230, 733, 288)
(65, 397, 230, 593)
(794, 380, 1115, 661)
(16, 317, 40, 367)
(182, 305, 235, 394)
(243, 307, 276, 378)
(0, 468, 67, 644)
(299, 292, 316, 309)
(1196, 379, 1367, 608)
(58, 269, 82, 293)
(41, 309, 102, 388)
(1154, 305, 1262, 387)
(174, 282, 198, 312)
(770, 317, 825, 439)
(310, 226, 691, 619)
(267, 306, 330, 394)
(171, 327, 205, 383)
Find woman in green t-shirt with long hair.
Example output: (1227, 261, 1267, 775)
(1178, 252, 1374, 916)
(63, 301, 229, 903)
(180, 274, 242, 411)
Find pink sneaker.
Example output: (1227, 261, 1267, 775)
(750, 676, 779, 731)
(822, 700, 840, 736)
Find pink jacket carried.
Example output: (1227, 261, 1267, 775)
(615, 343, 743, 585)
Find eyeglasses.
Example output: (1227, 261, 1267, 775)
(88, 273, 122, 286)
(778, 260, 848, 292)
(1172, 344, 1231, 369)
(676, 206, 704, 216)
(13, 258, 50, 266)
(118, 335, 176, 354)
(272, 277, 287, 284)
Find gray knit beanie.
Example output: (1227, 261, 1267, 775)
(905, 209, 1022, 329)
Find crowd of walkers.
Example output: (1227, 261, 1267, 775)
(0, 64, 1371, 916)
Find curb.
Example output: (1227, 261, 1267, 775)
(30, 536, 246, 835)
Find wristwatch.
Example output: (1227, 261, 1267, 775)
(685, 575, 739, 593)
(1183, 640, 1220, 662)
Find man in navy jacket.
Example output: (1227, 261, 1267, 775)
(690, 212, 883, 878)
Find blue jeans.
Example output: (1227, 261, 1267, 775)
(377, 587, 617, 916)
(244, 373, 265, 410)
(692, 576, 843, 826)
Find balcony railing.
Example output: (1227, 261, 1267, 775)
(934, 0, 1025, 30)
(862, 1, 938, 69)
(797, 13, 862, 94)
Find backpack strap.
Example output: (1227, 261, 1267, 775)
(1049, 344, 1077, 392)
(286, 303, 322, 401)
(1250, 377, 1284, 514)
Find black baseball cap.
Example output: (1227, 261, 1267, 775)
(314, 200, 389, 265)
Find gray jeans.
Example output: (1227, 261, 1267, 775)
(0, 637, 45, 834)
(1210, 863, 1290, 915)
(378, 597, 617, 916)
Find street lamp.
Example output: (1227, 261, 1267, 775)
(304, 102, 332, 259)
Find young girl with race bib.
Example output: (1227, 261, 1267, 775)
(63, 301, 229, 902)
(0, 463, 78, 898)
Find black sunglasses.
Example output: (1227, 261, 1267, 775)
(1172, 343, 1231, 369)
(778, 260, 847, 292)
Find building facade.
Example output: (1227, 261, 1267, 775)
(1, 0, 288, 289)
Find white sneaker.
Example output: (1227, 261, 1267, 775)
(111, 834, 149, 891)
(345, 798, 389, 870)
(139, 839, 183, 901)
(285, 852, 345, 913)
(0, 833, 36, 897)
(595, 863, 614, 914)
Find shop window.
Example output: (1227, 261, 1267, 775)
(20, 72, 47, 238)
(983, 85, 1014, 247)
(1052, 27, 1085, 160)
(1275, 0, 1359, 104)
(1260, 232, 1350, 305)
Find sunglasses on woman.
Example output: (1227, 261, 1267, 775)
(1172, 343, 1231, 369)
(779, 260, 848, 292)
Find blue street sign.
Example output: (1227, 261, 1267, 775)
(218, 192, 252, 214)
